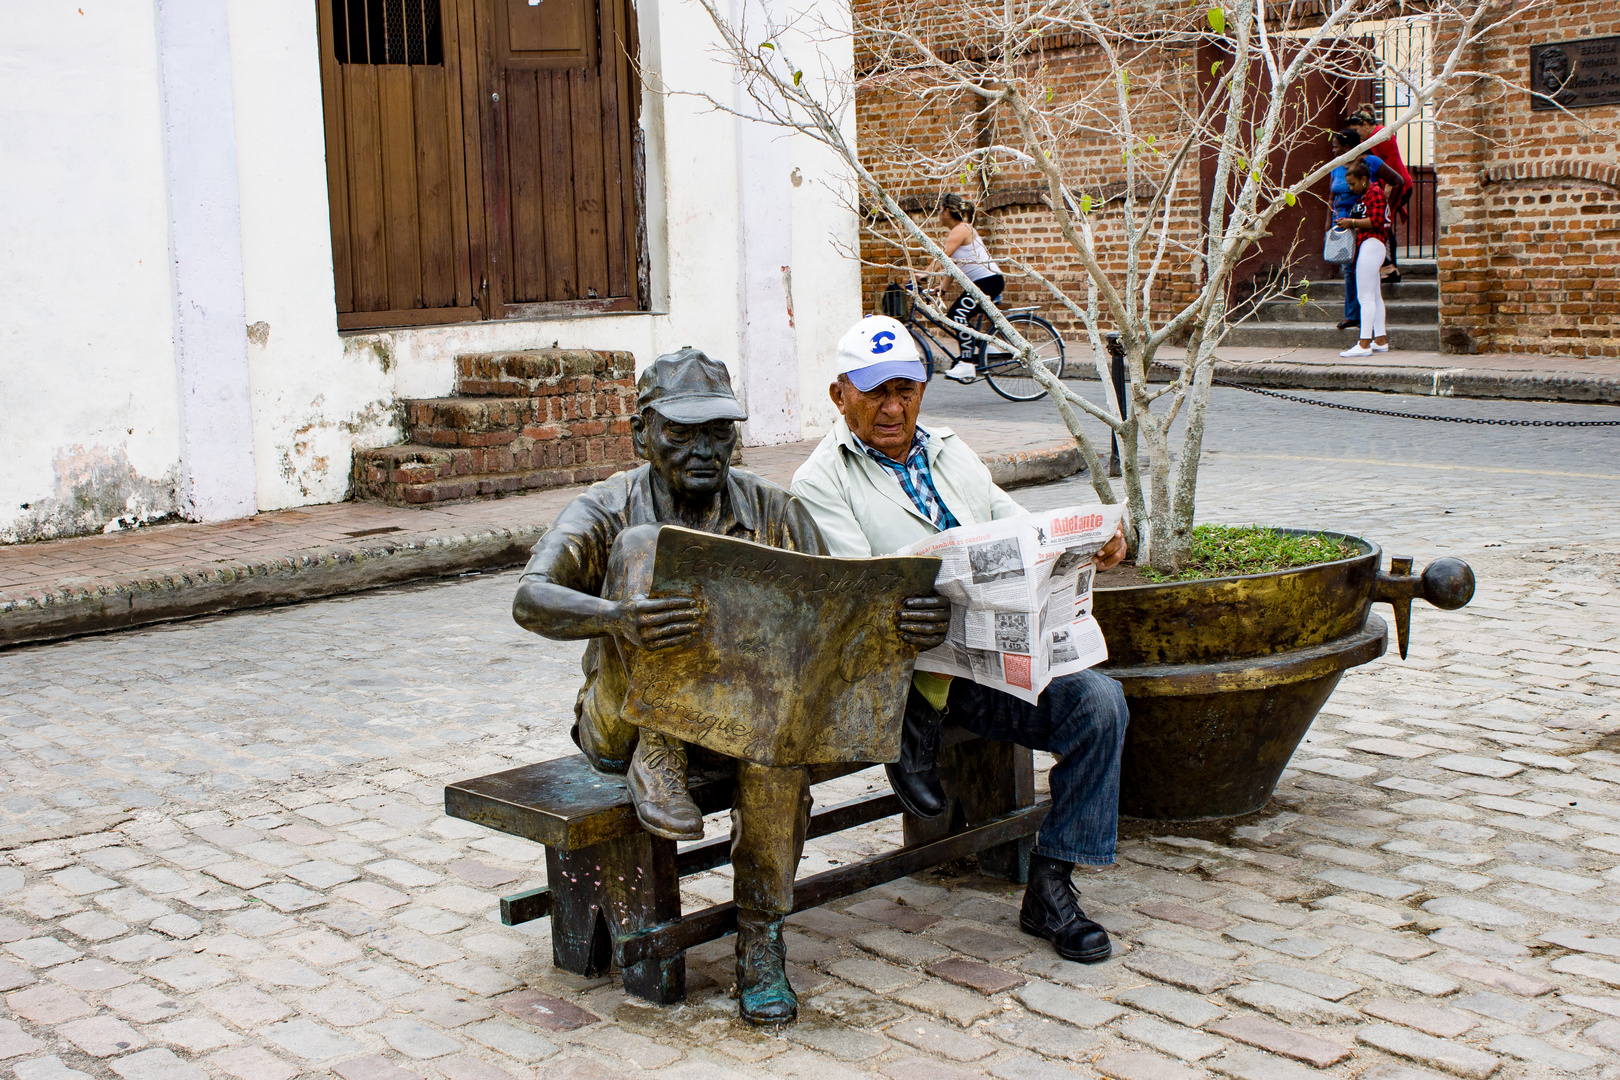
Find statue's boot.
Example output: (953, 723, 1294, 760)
(735, 908, 796, 1025)
(626, 731, 704, 840)
(1019, 853, 1111, 963)
(885, 690, 947, 819)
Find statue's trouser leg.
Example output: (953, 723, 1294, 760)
(730, 761, 810, 1024)
(575, 523, 674, 774)
(729, 760, 810, 911)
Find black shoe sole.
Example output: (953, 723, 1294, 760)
(1020, 915, 1112, 964)
(885, 766, 948, 819)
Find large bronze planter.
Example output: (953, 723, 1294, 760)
(1094, 531, 1474, 821)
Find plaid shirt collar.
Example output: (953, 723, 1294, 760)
(850, 424, 961, 531)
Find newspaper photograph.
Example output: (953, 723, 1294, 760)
(897, 504, 1126, 703)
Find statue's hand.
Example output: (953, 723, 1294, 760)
(898, 595, 951, 650)
(616, 594, 702, 651)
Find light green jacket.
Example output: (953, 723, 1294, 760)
(789, 417, 1026, 558)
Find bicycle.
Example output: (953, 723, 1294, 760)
(880, 282, 1067, 402)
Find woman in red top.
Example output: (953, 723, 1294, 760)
(1334, 162, 1389, 356)
(1348, 105, 1413, 283)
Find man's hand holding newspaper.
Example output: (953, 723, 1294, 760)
(898, 505, 1128, 703)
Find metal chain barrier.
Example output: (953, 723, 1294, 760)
(1212, 379, 1620, 427)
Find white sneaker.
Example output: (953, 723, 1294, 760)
(1370, 343, 1390, 353)
(943, 361, 978, 383)
(1339, 345, 1374, 358)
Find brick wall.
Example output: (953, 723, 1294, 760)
(853, 7, 1205, 347)
(350, 349, 640, 505)
(859, 1, 1620, 361)
(1435, 2, 1620, 357)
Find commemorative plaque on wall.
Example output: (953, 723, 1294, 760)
(1531, 36, 1620, 111)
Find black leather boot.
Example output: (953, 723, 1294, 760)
(1019, 854, 1111, 963)
(735, 908, 796, 1025)
(885, 689, 947, 819)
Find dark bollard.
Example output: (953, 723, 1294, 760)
(1105, 332, 1127, 478)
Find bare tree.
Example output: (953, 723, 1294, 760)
(688, 0, 1547, 572)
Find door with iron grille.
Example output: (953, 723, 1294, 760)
(315, 0, 644, 328)
(318, 0, 487, 329)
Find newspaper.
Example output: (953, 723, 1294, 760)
(897, 505, 1126, 704)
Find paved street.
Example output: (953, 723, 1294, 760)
(0, 387, 1617, 1080)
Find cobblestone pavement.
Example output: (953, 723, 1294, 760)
(0, 388, 1616, 1080)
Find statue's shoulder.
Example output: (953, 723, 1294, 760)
(558, 464, 650, 522)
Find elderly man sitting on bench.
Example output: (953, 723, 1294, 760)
(791, 315, 1131, 964)
(511, 348, 948, 1025)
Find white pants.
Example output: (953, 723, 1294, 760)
(1356, 238, 1387, 341)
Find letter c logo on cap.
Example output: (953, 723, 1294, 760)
(871, 331, 895, 353)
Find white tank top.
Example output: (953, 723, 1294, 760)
(950, 229, 1000, 281)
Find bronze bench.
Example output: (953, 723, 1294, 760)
(445, 730, 1046, 1004)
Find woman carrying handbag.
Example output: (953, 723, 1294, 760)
(1335, 162, 1391, 357)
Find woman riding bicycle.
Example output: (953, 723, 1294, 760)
(927, 194, 1004, 384)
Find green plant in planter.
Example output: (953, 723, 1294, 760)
(1138, 525, 1356, 583)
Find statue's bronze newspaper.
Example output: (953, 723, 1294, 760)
(621, 526, 941, 766)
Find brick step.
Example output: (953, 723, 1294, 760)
(1222, 323, 1441, 350)
(1287, 279, 1438, 302)
(1253, 299, 1436, 325)
(402, 396, 634, 448)
(351, 441, 641, 506)
(455, 349, 634, 397)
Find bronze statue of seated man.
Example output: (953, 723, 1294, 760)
(511, 348, 948, 1025)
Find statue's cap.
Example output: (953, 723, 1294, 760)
(636, 348, 749, 424)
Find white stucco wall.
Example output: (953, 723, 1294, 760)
(0, 4, 182, 543)
(1, 0, 860, 540)
(225, 0, 391, 511)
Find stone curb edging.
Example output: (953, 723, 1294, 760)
(986, 442, 1084, 489)
(0, 444, 1082, 648)
(1213, 362, 1620, 404)
(0, 526, 545, 650)
(1073, 360, 1620, 404)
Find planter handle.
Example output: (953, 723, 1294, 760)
(1373, 556, 1476, 660)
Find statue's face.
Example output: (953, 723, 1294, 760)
(634, 411, 737, 499)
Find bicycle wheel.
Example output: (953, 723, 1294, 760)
(979, 313, 1066, 401)
(908, 326, 938, 380)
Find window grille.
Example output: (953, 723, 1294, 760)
(333, 0, 443, 65)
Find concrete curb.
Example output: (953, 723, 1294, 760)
(1074, 360, 1620, 404)
(0, 525, 544, 649)
(0, 443, 1082, 648)
(986, 442, 1085, 489)
(1214, 362, 1620, 404)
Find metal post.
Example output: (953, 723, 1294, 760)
(1106, 332, 1127, 479)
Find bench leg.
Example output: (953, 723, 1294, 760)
(545, 831, 686, 1004)
(903, 738, 1035, 884)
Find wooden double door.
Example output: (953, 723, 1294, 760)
(317, 0, 643, 330)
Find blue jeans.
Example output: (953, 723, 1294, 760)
(1342, 260, 1361, 325)
(946, 668, 1129, 866)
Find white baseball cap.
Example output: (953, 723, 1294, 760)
(835, 315, 926, 391)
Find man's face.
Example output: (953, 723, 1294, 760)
(830, 375, 924, 461)
(633, 411, 737, 498)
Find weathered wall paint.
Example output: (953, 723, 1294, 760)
(156, 0, 259, 521)
(225, 0, 393, 511)
(0, 4, 183, 543)
(1, 0, 860, 541)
